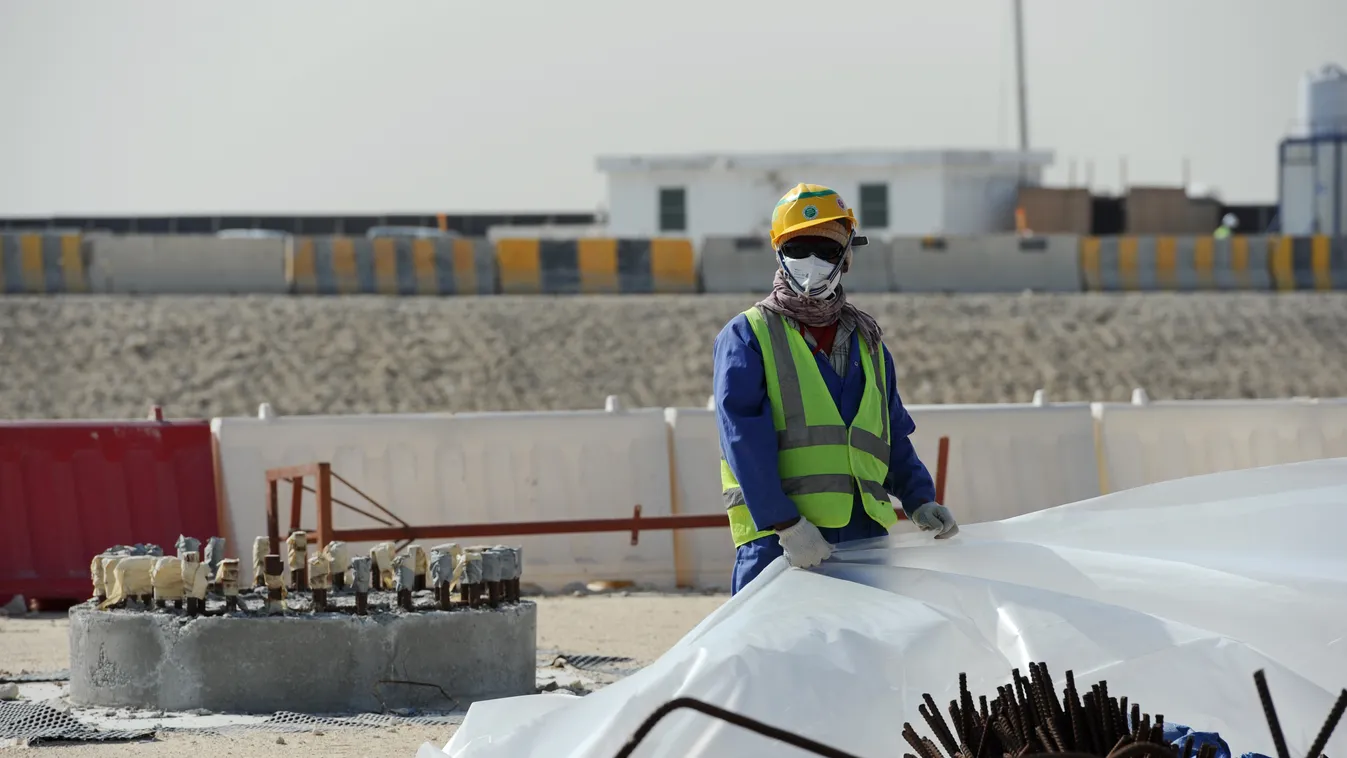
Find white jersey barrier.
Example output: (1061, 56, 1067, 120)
(905, 399, 1101, 524)
(212, 404, 678, 591)
(1093, 394, 1347, 493)
(212, 393, 1347, 591)
(664, 407, 735, 591)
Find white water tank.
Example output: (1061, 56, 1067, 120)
(1301, 64, 1347, 136)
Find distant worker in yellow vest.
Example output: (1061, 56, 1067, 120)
(713, 183, 958, 595)
(1214, 213, 1239, 239)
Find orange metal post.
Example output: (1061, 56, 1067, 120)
(315, 462, 333, 551)
(935, 436, 950, 505)
(266, 478, 280, 556)
(289, 477, 303, 534)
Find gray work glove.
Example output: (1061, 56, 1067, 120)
(910, 502, 959, 539)
(775, 518, 833, 569)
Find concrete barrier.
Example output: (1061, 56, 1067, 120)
(287, 236, 495, 295)
(664, 406, 734, 591)
(87, 235, 287, 294)
(662, 398, 1100, 552)
(889, 235, 1082, 292)
(1269, 236, 1347, 291)
(1079, 235, 1273, 292)
(494, 238, 697, 295)
(212, 405, 679, 591)
(1093, 397, 1347, 493)
(699, 236, 892, 294)
(0, 232, 87, 294)
(699, 237, 776, 294)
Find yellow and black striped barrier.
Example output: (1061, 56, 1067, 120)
(1269, 236, 1346, 291)
(0, 233, 87, 294)
(1079, 236, 1272, 291)
(286, 236, 494, 295)
(494, 238, 697, 295)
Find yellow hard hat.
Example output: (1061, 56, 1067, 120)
(769, 183, 867, 250)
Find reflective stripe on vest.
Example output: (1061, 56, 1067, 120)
(720, 306, 896, 547)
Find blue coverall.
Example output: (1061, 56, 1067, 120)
(713, 312, 937, 595)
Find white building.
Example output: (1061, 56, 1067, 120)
(594, 149, 1054, 242)
(1279, 63, 1347, 236)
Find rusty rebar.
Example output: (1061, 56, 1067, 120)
(1254, 670, 1292, 758)
(264, 554, 284, 615)
(350, 555, 371, 616)
(1307, 689, 1347, 758)
(921, 694, 961, 758)
(901, 665, 1215, 758)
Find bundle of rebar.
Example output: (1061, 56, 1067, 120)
(903, 664, 1347, 758)
(904, 663, 1197, 758)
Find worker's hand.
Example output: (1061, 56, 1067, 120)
(910, 502, 959, 539)
(775, 518, 833, 569)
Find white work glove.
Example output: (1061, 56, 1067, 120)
(910, 502, 959, 539)
(775, 518, 833, 569)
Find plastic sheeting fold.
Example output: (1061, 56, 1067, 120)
(429, 458, 1347, 758)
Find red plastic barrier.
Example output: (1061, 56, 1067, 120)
(0, 412, 221, 602)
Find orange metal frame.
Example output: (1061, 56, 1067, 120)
(264, 437, 950, 552)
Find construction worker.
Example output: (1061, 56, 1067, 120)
(713, 183, 958, 595)
(1214, 213, 1239, 239)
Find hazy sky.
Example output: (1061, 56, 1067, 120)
(1, 0, 1343, 216)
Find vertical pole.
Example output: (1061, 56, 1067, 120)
(316, 462, 334, 553)
(936, 436, 951, 506)
(267, 479, 280, 556)
(289, 477, 303, 534)
(1012, 0, 1030, 183)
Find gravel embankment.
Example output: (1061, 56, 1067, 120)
(2, 293, 1346, 420)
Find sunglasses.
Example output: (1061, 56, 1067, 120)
(779, 237, 848, 263)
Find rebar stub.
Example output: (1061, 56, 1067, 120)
(175, 536, 200, 558)
(308, 554, 332, 590)
(323, 541, 351, 574)
(464, 552, 483, 585)
(203, 537, 227, 575)
(350, 556, 372, 594)
(152, 556, 185, 602)
(429, 551, 455, 588)
(481, 550, 503, 584)
(217, 559, 241, 597)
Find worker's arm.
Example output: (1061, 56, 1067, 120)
(881, 343, 937, 516)
(713, 314, 801, 532)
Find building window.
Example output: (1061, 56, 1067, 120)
(858, 183, 889, 229)
(658, 187, 686, 232)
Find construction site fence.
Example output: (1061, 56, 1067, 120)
(2, 232, 1344, 296)
(6, 395, 1346, 601)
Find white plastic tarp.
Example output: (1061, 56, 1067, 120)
(426, 458, 1347, 758)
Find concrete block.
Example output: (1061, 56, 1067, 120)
(68, 601, 536, 713)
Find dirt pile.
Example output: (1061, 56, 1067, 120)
(2, 292, 1345, 419)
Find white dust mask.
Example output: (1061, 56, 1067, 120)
(780, 254, 844, 299)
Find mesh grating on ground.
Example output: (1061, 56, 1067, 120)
(0, 701, 155, 744)
(162, 711, 463, 736)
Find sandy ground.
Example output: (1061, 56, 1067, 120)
(0, 593, 726, 756)
(3, 292, 1347, 420)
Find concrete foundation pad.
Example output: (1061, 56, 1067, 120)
(68, 601, 536, 714)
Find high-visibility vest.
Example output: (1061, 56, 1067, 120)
(720, 306, 897, 548)
(1214, 226, 1232, 239)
